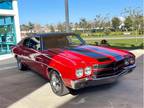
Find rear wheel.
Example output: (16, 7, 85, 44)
(50, 71, 69, 96)
(16, 58, 27, 71)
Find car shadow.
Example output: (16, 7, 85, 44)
(69, 81, 118, 96)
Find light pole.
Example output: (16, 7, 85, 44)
(65, 0, 70, 32)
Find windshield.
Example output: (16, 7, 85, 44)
(42, 34, 86, 49)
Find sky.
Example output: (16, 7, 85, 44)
(18, 0, 143, 25)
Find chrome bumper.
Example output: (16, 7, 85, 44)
(71, 64, 136, 89)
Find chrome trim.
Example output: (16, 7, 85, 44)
(71, 64, 136, 89)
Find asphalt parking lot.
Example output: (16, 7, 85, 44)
(0, 50, 143, 108)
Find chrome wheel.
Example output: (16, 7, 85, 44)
(51, 73, 62, 93)
(50, 71, 69, 96)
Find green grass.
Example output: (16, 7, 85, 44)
(80, 32, 144, 38)
(81, 35, 143, 39)
(86, 39, 144, 49)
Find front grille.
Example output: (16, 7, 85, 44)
(94, 63, 114, 69)
(115, 59, 125, 68)
(94, 59, 125, 78)
(96, 69, 123, 78)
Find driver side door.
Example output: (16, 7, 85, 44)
(28, 37, 47, 76)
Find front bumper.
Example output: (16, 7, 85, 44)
(71, 64, 136, 89)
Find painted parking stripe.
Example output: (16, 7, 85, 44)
(0, 66, 17, 71)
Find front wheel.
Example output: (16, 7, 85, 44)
(50, 71, 69, 96)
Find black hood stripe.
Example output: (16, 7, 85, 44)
(86, 46, 123, 61)
(69, 48, 111, 62)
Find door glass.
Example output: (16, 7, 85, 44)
(29, 37, 40, 50)
(67, 35, 83, 46)
(23, 38, 30, 48)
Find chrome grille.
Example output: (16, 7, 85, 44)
(94, 59, 125, 78)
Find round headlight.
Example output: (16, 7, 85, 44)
(129, 57, 135, 64)
(85, 67, 92, 76)
(76, 68, 83, 78)
(124, 59, 129, 66)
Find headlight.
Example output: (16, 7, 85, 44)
(124, 59, 129, 66)
(124, 56, 135, 66)
(85, 66, 92, 76)
(76, 68, 83, 78)
(129, 57, 135, 64)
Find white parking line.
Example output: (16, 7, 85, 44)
(0, 66, 17, 71)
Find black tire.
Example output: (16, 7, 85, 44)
(17, 58, 27, 71)
(50, 71, 69, 96)
(69, 88, 78, 95)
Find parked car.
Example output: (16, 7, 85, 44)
(12, 33, 136, 96)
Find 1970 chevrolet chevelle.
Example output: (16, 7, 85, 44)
(12, 33, 136, 96)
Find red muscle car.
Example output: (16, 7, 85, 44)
(12, 33, 136, 96)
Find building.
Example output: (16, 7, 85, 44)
(0, 0, 20, 56)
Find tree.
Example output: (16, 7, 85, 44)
(124, 16, 132, 31)
(93, 14, 111, 33)
(49, 25, 55, 32)
(28, 22, 34, 33)
(94, 15, 101, 29)
(74, 22, 79, 30)
(122, 7, 143, 34)
(20, 24, 30, 31)
(79, 18, 88, 32)
(33, 24, 41, 33)
(111, 17, 121, 31)
(86, 22, 92, 31)
(57, 23, 65, 32)
(44, 24, 50, 33)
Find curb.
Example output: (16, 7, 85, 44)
(130, 49, 144, 58)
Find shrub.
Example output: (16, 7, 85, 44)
(104, 29, 111, 35)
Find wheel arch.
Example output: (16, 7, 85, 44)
(47, 67, 62, 80)
(48, 67, 70, 96)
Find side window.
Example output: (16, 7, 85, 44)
(67, 35, 82, 46)
(29, 37, 41, 50)
(23, 38, 30, 48)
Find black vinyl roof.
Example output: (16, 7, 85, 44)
(31, 32, 76, 37)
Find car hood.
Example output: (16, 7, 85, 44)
(42, 45, 128, 66)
